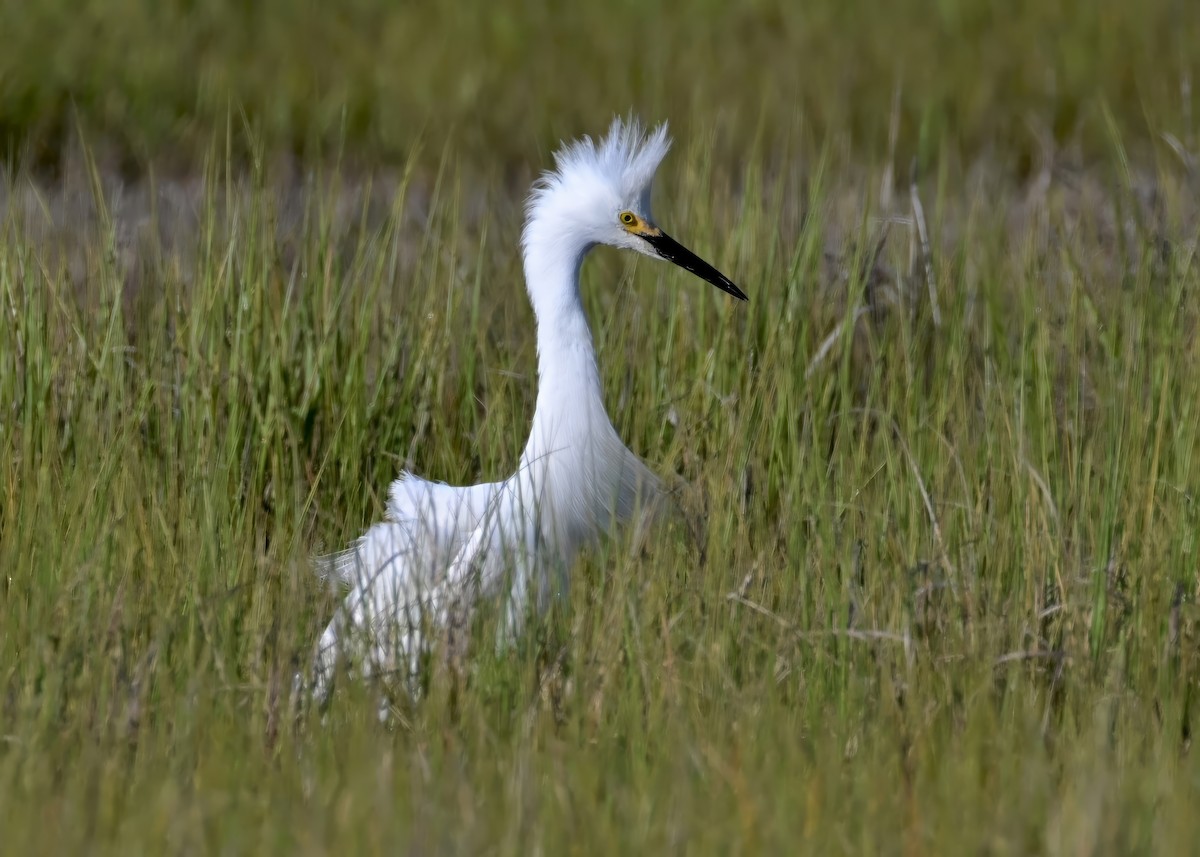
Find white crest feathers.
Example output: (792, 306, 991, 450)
(532, 116, 672, 212)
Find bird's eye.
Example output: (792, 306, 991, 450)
(619, 211, 637, 226)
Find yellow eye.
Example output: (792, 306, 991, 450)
(619, 211, 637, 226)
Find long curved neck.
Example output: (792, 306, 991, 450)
(521, 223, 606, 441)
(516, 207, 660, 548)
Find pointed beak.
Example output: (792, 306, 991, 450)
(641, 230, 748, 302)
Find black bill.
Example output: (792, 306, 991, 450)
(642, 231, 748, 302)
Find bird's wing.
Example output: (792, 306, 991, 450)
(434, 479, 545, 649)
(309, 473, 502, 701)
(319, 471, 497, 587)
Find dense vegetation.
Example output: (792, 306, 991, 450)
(2, 0, 1198, 852)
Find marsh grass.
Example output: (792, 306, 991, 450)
(2, 120, 1198, 852)
(2, 0, 1198, 174)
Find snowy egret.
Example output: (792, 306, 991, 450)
(309, 117, 746, 702)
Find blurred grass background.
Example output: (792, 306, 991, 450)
(1, 0, 1197, 173)
(3, 0, 1200, 854)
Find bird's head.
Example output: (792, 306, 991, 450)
(524, 116, 747, 302)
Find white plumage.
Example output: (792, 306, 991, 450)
(309, 117, 747, 702)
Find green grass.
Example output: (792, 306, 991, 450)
(3, 1, 1200, 853)
(1, 0, 1198, 171)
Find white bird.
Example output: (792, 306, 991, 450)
(309, 117, 747, 703)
